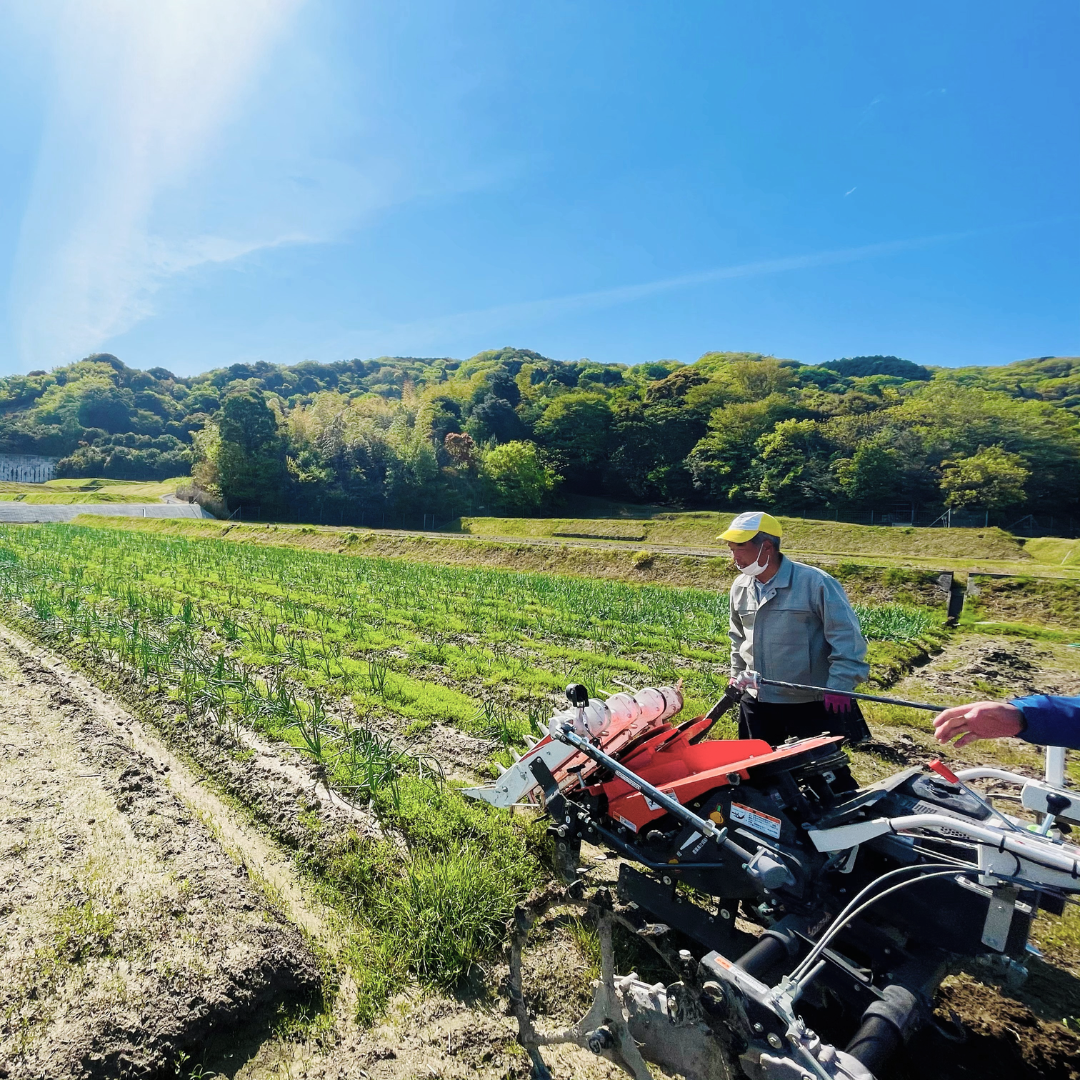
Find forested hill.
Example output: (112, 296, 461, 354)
(0, 348, 1078, 521)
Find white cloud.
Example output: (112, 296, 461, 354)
(11, 0, 309, 368)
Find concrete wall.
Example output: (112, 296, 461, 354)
(0, 454, 57, 483)
(0, 504, 214, 523)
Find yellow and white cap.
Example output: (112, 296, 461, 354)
(718, 511, 783, 543)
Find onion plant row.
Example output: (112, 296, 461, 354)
(0, 525, 936, 756)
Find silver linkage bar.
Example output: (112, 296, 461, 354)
(555, 723, 728, 843)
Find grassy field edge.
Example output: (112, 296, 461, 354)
(71, 514, 956, 607)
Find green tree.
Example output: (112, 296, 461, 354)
(533, 392, 612, 488)
(606, 399, 706, 502)
(686, 395, 801, 502)
(465, 394, 526, 444)
(384, 417, 440, 511)
(891, 383, 1080, 506)
(480, 441, 560, 514)
(834, 443, 903, 505)
(754, 419, 837, 507)
(212, 391, 287, 512)
(940, 446, 1030, 510)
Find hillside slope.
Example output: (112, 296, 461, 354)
(0, 350, 1077, 525)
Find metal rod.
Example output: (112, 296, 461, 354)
(555, 724, 728, 843)
(758, 678, 944, 713)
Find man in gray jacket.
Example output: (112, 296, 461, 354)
(722, 511, 871, 746)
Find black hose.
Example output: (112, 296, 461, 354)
(846, 985, 921, 1074)
(846, 1014, 906, 1073)
(735, 913, 809, 978)
(735, 934, 790, 978)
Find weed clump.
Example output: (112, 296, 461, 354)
(302, 778, 543, 1019)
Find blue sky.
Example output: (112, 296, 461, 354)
(0, 1, 1076, 377)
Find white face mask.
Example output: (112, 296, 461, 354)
(738, 546, 770, 577)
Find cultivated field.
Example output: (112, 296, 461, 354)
(0, 521, 1078, 1078)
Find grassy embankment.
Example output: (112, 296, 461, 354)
(959, 575, 1080, 639)
(0, 477, 186, 504)
(458, 510, 1080, 576)
(0, 522, 944, 1021)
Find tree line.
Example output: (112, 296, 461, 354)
(0, 348, 1077, 520)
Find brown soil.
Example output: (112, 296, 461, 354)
(0, 628, 641, 1080)
(904, 974, 1080, 1080)
(0, 632, 321, 1079)
(857, 634, 1080, 779)
(237, 914, 649, 1080)
(909, 637, 1080, 700)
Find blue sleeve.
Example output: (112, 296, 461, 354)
(1009, 695, 1080, 750)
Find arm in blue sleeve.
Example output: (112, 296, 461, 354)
(1009, 695, 1080, 750)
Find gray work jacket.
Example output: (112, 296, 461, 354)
(729, 557, 869, 703)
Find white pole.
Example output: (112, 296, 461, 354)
(1046, 746, 1066, 789)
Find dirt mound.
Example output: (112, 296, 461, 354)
(905, 974, 1080, 1080)
(921, 640, 1050, 697)
(0, 640, 321, 1079)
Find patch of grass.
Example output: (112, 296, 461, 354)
(566, 915, 602, 982)
(864, 638, 937, 687)
(960, 619, 1080, 644)
(966, 576, 1080, 631)
(270, 995, 336, 1043)
(303, 786, 544, 1021)
(0, 476, 184, 502)
(20, 491, 155, 504)
(1024, 537, 1080, 566)
(857, 603, 939, 642)
(51, 898, 117, 962)
(1034, 903, 1080, 968)
(371, 846, 522, 986)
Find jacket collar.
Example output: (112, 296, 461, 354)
(743, 555, 791, 605)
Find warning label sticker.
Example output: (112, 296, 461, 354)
(730, 802, 782, 840)
(645, 789, 679, 812)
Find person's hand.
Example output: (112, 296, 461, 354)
(823, 692, 852, 714)
(933, 701, 1024, 748)
(730, 670, 760, 696)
